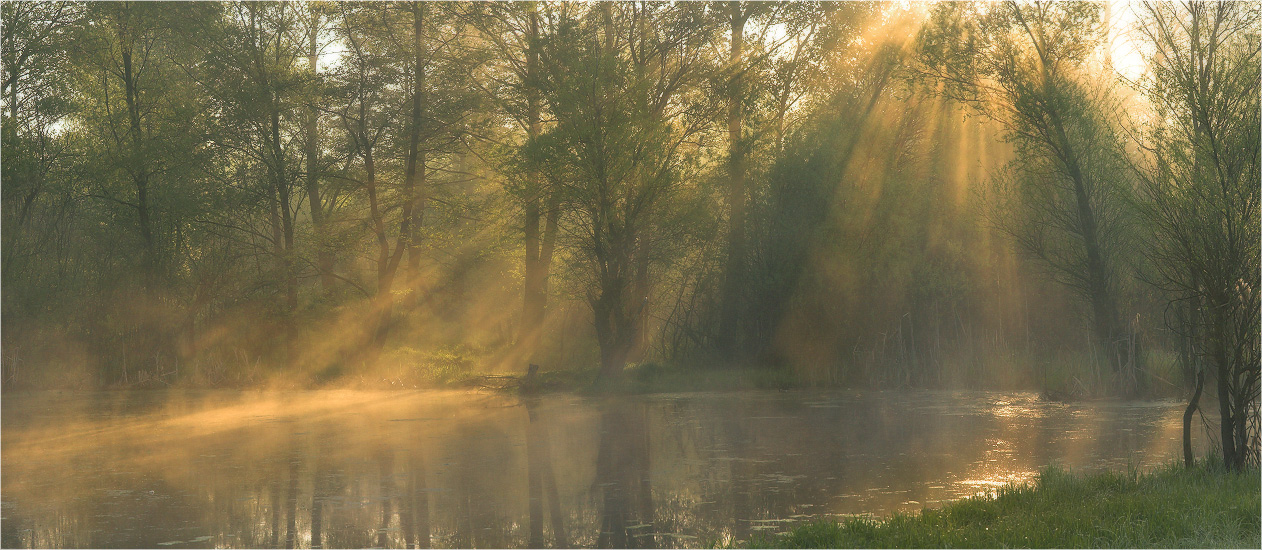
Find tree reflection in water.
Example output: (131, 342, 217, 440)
(526, 397, 568, 547)
(0, 390, 1205, 549)
(594, 401, 655, 549)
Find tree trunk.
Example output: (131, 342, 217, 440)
(718, 1, 747, 361)
(593, 226, 637, 381)
(1183, 368, 1204, 468)
(272, 98, 297, 315)
(304, 11, 334, 293)
(120, 38, 156, 288)
(1015, 5, 1139, 397)
(364, 144, 398, 350)
(519, 5, 557, 364)
(629, 233, 652, 364)
(1213, 320, 1238, 468)
(594, 283, 634, 381)
(403, 3, 428, 306)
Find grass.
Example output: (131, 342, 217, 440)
(1034, 348, 1186, 401)
(748, 462, 1261, 548)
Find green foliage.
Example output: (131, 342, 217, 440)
(376, 346, 478, 387)
(913, 0, 1156, 396)
(748, 463, 1262, 548)
(1131, 1, 1261, 468)
(0, 1, 1256, 409)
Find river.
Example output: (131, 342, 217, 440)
(1, 389, 1209, 548)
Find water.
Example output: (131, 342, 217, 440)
(1, 389, 1210, 548)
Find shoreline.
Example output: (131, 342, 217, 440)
(746, 463, 1261, 549)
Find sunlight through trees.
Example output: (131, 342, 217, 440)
(3, 0, 1258, 467)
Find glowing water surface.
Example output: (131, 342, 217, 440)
(1, 389, 1209, 548)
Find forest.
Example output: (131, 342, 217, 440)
(2, 0, 1259, 469)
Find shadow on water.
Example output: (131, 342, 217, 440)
(0, 389, 1212, 548)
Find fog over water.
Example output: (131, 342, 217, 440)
(1, 390, 1211, 548)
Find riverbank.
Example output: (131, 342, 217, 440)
(505, 362, 798, 395)
(3, 352, 1189, 400)
(748, 463, 1260, 548)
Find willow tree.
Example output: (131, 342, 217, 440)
(1134, 1, 1260, 469)
(917, 0, 1144, 396)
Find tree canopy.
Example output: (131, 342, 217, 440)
(2, 0, 1257, 466)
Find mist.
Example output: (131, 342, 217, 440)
(2, 1, 1259, 548)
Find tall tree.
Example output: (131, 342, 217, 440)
(301, 3, 336, 294)
(917, 0, 1144, 395)
(333, 1, 478, 352)
(709, 1, 873, 363)
(716, 1, 751, 360)
(465, 1, 568, 365)
(335, 1, 410, 349)
(75, 1, 168, 289)
(188, 1, 313, 326)
(1134, 0, 1260, 468)
(68, 1, 219, 379)
(1, 2, 80, 290)
(534, 2, 715, 379)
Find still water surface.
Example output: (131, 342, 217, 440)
(1, 389, 1207, 548)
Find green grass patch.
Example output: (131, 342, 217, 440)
(748, 463, 1260, 548)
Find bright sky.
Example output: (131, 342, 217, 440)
(1105, 0, 1150, 82)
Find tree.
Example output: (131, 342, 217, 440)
(534, 2, 716, 380)
(201, 2, 309, 318)
(714, 1, 873, 363)
(917, 0, 1145, 395)
(1, 1, 80, 300)
(716, 1, 753, 361)
(464, 1, 566, 366)
(332, 1, 479, 352)
(1133, 0, 1260, 468)
(333, 1, 414, 349)
(74, 1, 169, 290)
(67, 1, 220, 379)
(301, 2, 337, 294)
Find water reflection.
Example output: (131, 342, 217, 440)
(526, 398, 566, 548)
(593, 401, 654, 549)
(1, 390, 1209, 548)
